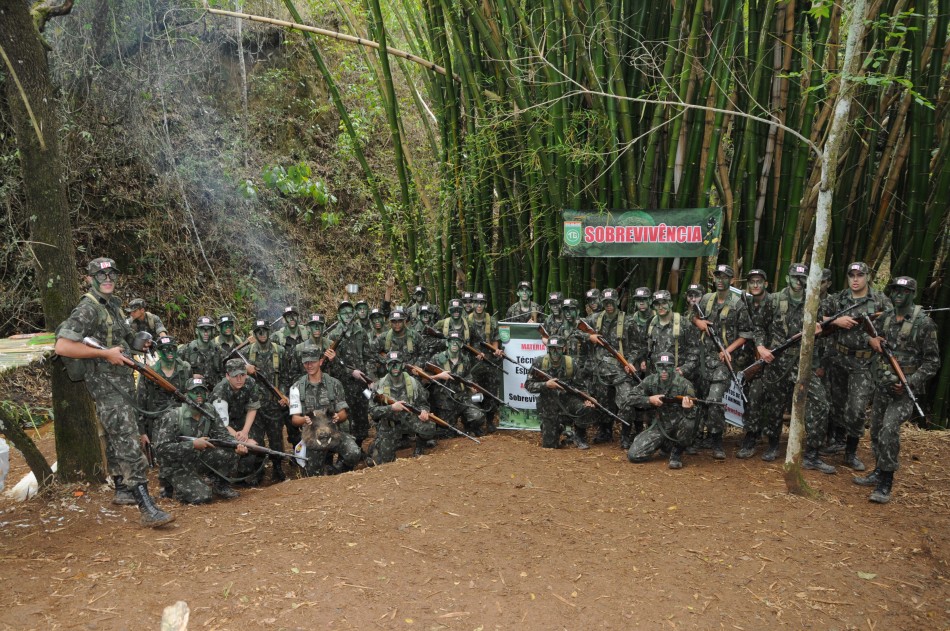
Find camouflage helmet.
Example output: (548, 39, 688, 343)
(307, 313, 327, 326)
(369, 308, 385, 321)
(548, 292, 563, 305)
(889, 276, 917, 293)
(337, 299, 354, 311)
(561, 298, 579, 310)
(355, 299, 369, 310)
(300, 347, 323, 363)
(546, 336, 564, 349)
(788, 263, 809, 278)
(473, 292, 487, 303)
(748, 269, 768, 281)
(446, 330, 464, 346)
(155, 335, 176, 348)
(585, 288, 601, 301)
(218, 313, 235, 326)
(385, 350, 404, 365)
(283, 305, 299, 317)
(86, 257, 118, 275)
(655, 352, 675, 366)
(600, 288, 619, 303)
(633, 287, 651, 300)
(252, 318, 270, 332)
(685, 283, 704, 296)
(714, 264, 735, 278)
(127, 298, 146, 311)
(389, 309, 407, 321)
(517, 281, 532, 292)
(196, 315, 215, 329)
(419, 304, 434, 317)
(412, 285, 426, 296)
(447, 299, 464, 314)
(461, 291, 474, 302)
(186, 376, 210, 392)
(225, 358, 247, 376)
(847, 262, 870, 275)
(652, 290, 672, 304)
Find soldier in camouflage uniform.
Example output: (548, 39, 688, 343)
(506, 281, 543, 322)
(736, 269, 770, 371)
(326, 299, 374, 448)
(583, 288, 639, 444)
(126, 298, 167, 340)
(152, 376, 243, 504)
(370, 351, 437, 462)
(627, 287, 653, 327)
(211, 359, 264, 483)
(245, 319, 289, 482)
(272, 306, 306, 386)
(215, 313, 244, 356)
(407, 285, 440, 323)
(635, 291, 700, 382)
(461, 291, 475, 316)
(136, 334, 192, 497)
(542, 292, 564, 333)
(524, 336, 596, 449)
(367, 307, 389, 344)
(354, 300, 373, 335)
(179, 315, 225, 387)
(737, 264, 835, 472)
(555, 299, 591, 369)
(428, 332, 488, 436)
(372, 310, 423, 376)
(468, 292, 504, 430)
(411, 305, 442, 360)
(853, 276, 940, 503)
(824, 262, 894, 470)
(627, 353, 699, 470)
(289, 314, 335, 446)
(690, 264, 754, 459)
(54, 257, 174, 527)
(289, 347, 357, 476)
(434, 299, 475, 342)
(585, 288, 601, 317)
(621, 286, 653, 448)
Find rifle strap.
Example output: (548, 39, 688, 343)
(704, 294, 730, 346)
(540, 355, 574, 380)
(249, 342, 281, 377)
(594, 311, 625, 356)
(82, 292, 115, 347)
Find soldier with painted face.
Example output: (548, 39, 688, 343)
(636, 291, 700, 382)
(367, 308, 389, 343)
(824, 262, 893, 471)
(737, 269, 770, 370)
(620, 286, 653, 448)
(373, 309, 423, 375)
(682, 283, 709, 452)
(407, 285, 440, 323)
(554, 299, 592, 371)
(435, 298, 475, 343)
(428, 331, 488, 437)
(737, 264, 835, 473)
(354, 300, 372, 335)
(179, 315, 225, 387)
(628, 287, 653, 329)
(215, 313, 243, 356)
(126, 298, 167, 340)
(627, 353, 699, 470)
(245, 318, 289, 482)
(466, 292, 504, 431)
(524, 336, 596, 449)
(461, 291, 475, 316)
(152, 376, 244, 504)
(211, 358, 264, 482)
(136, 334, 192, 497)
(272, 306, 306, 390)
(506, 281, 543, 322)
(583, 287, 639, 444)
(690, 264, 754, 459)
(542, 292, 564, 333)
(289, 347, 357, 476)
(326, 299, 374, 448)
(854, 276, 940, 504)
(54, 257, 174, 527)
(412, 305, 443, 360)
(370, 351, 437, 462)
(585, 288, 602, 317)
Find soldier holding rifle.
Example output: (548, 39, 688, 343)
(524, 336, 596, 449)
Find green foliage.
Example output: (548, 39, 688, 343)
(259, 162, 338, 226)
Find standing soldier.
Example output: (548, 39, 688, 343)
(246, 318, 289, 482)
(626, 352, 699, 470)
(215, 313, 243, 356)
(289, 313, 334, 446)
(690, 264, 754, 459)
(628, 287, 653, 328)
(542, 292, 564, 332)
(621, 286, 653, 449)
(524, 336, 596, 449)
(468, 291, 504, 429)
(583, 287, 639, 444)
(54, 257, 174, 527)
(636, 290, 700, 382)
(435, 298, 475, 342)
(737, 264, 835, 472)
(854, 276, 940, 503)
(126, 298, 167, 339)
(585, 288, 602, 317)
(152, 376, 244, 504)
(412, 305, 442, 360)
(367, 308, 389, 344)
(824, 262, 893, 470)
(506, 281, 543, 322)
(326, 299, 374, 449)
(427, 332, 488, 437)
(407, 285, 440, 323)
(370, 351, 437, 462)
(373, 310, 423, 375)
(289, 347, 357, 476)
(211, 359, 263, 483)
(273, 306, 306, 388)
(737, 269, 770, 371)
(354, 300, 373, 335)
(461, 291, 475, 316)
(179, 315, 224, 387)
(136, 334, 192, 497)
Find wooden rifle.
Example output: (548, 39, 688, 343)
(690, 303, 747, 402)
(576, 319, 642, 383)
(478, 340, 517, 366)
(658, 395, 726, 407)
(423, 362, 509, 408)
(230, 348, 289, 406)
(423, 325, 508, 374)
(371, 391, 480, 444)
(529, 366, 629, 426)
(405, 363, 457, 396)
(177, 435, 305, 462)
(861, 313, 925, 418)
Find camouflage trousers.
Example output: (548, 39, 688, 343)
(537, 394, 595, 449)
(869, 389, 918, 472)
(628, 414, 695, 462)
(432, 394, 486, 434)
(825, 350, 875, 438)
(589, 376, 637, 435)
(163, 447, 239, 504)
(472, 364, 501, 420)
(257, 400, 287, 463)
(85, 375, 148, 487)
(745, 362, 829, 450)
(340, 381, 370, 445)
(371, 415, 437, 464)
(303, 433, 362, 476)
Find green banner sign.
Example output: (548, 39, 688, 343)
(562, 208, 723, 258)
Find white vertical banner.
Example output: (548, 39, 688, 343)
(497, 322, 547, 429)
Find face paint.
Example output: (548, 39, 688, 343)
(474, 301, 486, 314)
(199, 328, 213, 343)
(254, 329, 269, 343)
(891, 288, 912, 307)
(356, 305, 368, 318)
(635, 300, 649, 313)
(655, 301, 671, 317)
(389, 362, 404, 378)
(788, 276, 805, 293)
(221, 324, 234, 337)
(158, 346, 176, 362)
(285, 316, 298, 328)
(309, 324, 324, 338)
(339, 307, 355, 325)
(658, 366, 671, 382)
(714, 274, 730, 291)
(189, 389, 208, 405)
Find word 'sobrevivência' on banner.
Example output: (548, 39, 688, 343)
(562, 208, 723, 258)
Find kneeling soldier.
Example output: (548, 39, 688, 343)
(153, 376, 244, 504)
(370, 351, 437, 462)
(627, 353, 698, 469)
(524, 336, 596, 449)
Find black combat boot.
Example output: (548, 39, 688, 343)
(111, 475, 137, 506)
(592, 422, 613, 444)
(710, 433, 726, 460)
(271, 459, 287, 483)
(412, 437, 427, 458)
(820, 427, 847, 455)
(869, 470, 893, 504)
(668, 446, 684, 470)
(483, 416, 497, 434)
(132, 483, 175, 528)
(761, 435, 781, 462)
(212, 479, 240, 500)
(735, 432, 758, 459)
(843, 436, 866, 471)
(159, 479, 174, 499)
(803, 449, 837, 474)
(572, 425, 590, 450)
(619, 423, 633, 450)
(852, 469, 880, 487)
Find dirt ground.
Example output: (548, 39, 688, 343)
(1, 424, 949, 631)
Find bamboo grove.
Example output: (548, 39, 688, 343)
(243, 0, 950, 420)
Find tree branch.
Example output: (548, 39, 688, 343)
(31, 0, 74, 32)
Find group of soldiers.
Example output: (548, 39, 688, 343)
(54, 256, 939, 528)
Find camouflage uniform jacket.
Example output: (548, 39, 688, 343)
(291, 373, 349, 416)
(214, 334, 243, 356)
(247, 340, 284, 403)
(524, 354, 591, 414)
(210, 377, 261, 428)
(179, 338, 225, 386)
(629, 373, 698, 426)
(273, 326, 306, 390)
(505, 301, 542, 322)
(373, 328, 424, 368)
(582, 309, 637, 385)
(433, 317, 473, 344)
(875, 307, 940, 392)
(326, 321, 373, 379)
(136, 358, 192, 435)
(694, 292, 754, 370)
(129, 311, 167, 339)
(428, 351, 478, 404)
(153, 403, 231, 464)
(826, 287, 893, 352)
(753, 288, 822, 371)
(370, 373, 430, 425)
(636, 313, 700, 378)
(468, 313, 500, 346)
(289, 336, 333, 385)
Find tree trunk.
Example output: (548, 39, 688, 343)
(0, 406, 55, 491)
(784, 0, 869, 495)
(0, 0, 105, 482)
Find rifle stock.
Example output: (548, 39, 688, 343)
(690, 305, 748, 402)
(659, 395, 726, 407)
(371, 392, 480, 444)
(575, 320, 641, 382)
(423, 326, 508, 373)
(529, 366, 629, 426)
(231, 349, 289, 405)
(423, 362, 508, 408)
